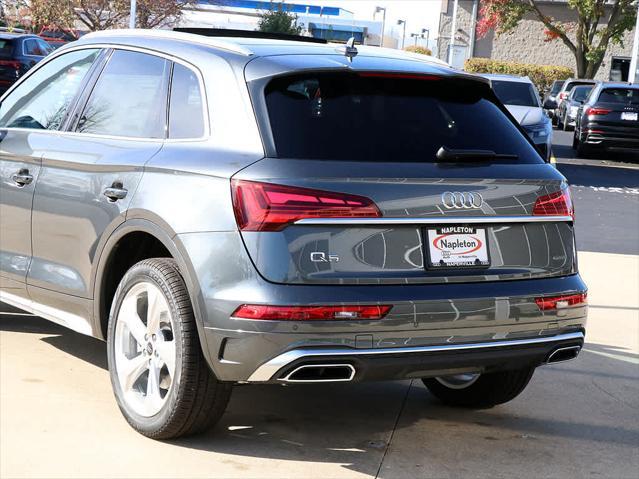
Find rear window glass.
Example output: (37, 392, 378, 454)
(491, 80, 539, 107)
(0, 39, 14, 58)
(597, 88, 639, 105)
(570, 86, 593, 102)
(264, 72, 542, 163)
(550, 81, 564, 94)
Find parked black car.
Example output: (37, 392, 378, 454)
(573, 82, 639, 157)
(0, 32, 54, 94)
(552, 78, 597, 126)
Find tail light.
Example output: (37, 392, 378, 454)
(533, 189, 574, 218)
(0, 60, 20, 77)
(559, 92, 567, 100)
(231, 180, 381, 231)
(231, 304, 392, 320)
(585, 107, 610, 116)
(535, 293, 587, 310)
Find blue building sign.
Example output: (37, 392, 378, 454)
(198, 0, 341, 16)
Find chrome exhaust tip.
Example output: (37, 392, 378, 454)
(546, 345, 581, 364)
(280, 364, 356, 383)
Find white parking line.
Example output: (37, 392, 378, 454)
(571, 185, 639, 195)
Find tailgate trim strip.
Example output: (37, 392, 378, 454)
(247, 331, 585, 382)
(294, 215, 573, 226)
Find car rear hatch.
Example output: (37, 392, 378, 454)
(586, 87, 639, 146)
(234, 66, 576, 286)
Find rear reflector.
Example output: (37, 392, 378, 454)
(535, 293, 587, 310)
(232, 304, 392, 321)
(231, 180, 381, 231)
(533, 189, 573, 218)
(585, 107, 611, 116)
(0, 60, 20, 69)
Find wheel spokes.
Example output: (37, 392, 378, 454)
(145, 286, 165, 336)
(119, 297, 147, 347)
(146, 361, 163, 408)
(119, 352, 148, 391)
(155, 339, 176, 378)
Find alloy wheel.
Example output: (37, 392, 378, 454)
(114, 281, 176, 417)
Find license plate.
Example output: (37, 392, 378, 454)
(621, 112, 638, 121)
(426, 226, 490, 269)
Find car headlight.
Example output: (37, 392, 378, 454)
(523, 121, 551, 140)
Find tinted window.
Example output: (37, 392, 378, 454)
(23, 38, 48, 56)
(597, 88, 639, 105)
(491, 80, 539, 107)
(570, 86, 593, 102)
(0, 49, 99, 130)
(168, 63, 205, 139)
(264, 73, 542, 163)
(36, 39, 54, 56)
(77, 50, 170, 138)
(0, 39, 14, 58)
(550, 81, 564, 95)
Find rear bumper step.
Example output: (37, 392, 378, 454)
(247, 331, 584, 383)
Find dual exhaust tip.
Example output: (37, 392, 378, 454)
(278, 345, 581, 383)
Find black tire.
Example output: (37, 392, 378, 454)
(572, 130, 579, 150)
(422, 367, 535, 408)
(556, 112, 563, 129)
(576, 140, 591, 158)
(551, 114, 558, 126)
(107, 258, 232, 439)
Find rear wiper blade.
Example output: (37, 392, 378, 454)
(436, 146, 519, 162)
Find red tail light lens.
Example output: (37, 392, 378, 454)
(535, 293, 587, 310)
(533, 189, 574, 218)
(232, 304, 392, 320)
(585, 107, 611, 116)
(231, 180, 381, 231)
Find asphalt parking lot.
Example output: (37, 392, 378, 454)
(1, 130, 638, 479)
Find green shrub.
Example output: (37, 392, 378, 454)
(404, 45, 433, 56)
(464, 58, 573, 94)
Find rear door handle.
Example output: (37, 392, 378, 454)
(11, 169, 33, 187)
(104, 183, 128, 202)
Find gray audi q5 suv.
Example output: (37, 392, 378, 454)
(0, 29, 587, 439)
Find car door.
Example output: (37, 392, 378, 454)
(0, 47, 102, 305)
(27, 49, 170, 328)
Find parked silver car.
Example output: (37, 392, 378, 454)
(0, 30, 587, 439)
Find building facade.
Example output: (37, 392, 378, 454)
(437, 0, 637, 81)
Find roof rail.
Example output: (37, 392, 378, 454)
(81, 28, 253, 56)
(173, 27, 328, 44)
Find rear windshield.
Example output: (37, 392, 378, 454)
(550, 81, 564, 94)
(597, 88, 639, 105)
(0, 39, 14, 58)
(491, 80, 539, 107)
(264, 72, 542, 164)
(571, 86, 593, 102)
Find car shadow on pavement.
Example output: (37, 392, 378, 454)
(557, 162, 639, 188)
(2, 313, 638, 474)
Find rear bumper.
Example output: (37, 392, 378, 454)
(581, 122, 639, 149)
(247, 331, 585, 383)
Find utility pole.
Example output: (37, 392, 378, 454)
(397, 19, 406, 49)
(448, 0, 459, 65)
(422, 28, 430, 50)
(629, 3, 639, 83)
(129, 0, 137, 29)
(375, 6, 386, 47)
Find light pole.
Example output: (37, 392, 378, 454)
(397, 19, 406, 49)
(629, 2, 639, 83)
(375, 6, 386, 47)
(129, 0, 137, 28)
(422, 28, 430, 50)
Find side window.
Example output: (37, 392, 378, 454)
(168, 63, 205, 139)
(36, 39, 54, 56)
(23, 39, 45, 56)
(77, 50, 170, 139)
(0, 48, 100, 130)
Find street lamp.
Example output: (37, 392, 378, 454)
(422, 28, 430, 50)
(374, 6, 386, 47)
(397, 19, 406, 49)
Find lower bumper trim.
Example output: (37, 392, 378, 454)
(247, 331, 585, 382)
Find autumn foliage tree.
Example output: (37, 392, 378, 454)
(477, 0, 638, 78)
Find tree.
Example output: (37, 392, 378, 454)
(74, 0, 130, 31)
(0, 0, 29, 29)
(476, 0, 637, 78)
(135, 0, 194, 29)
(257, 3, 303, 35)
(28, 0, 75, 34)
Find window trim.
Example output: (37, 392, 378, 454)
(1, 43, 210, 142)
(0, 46, 106, 133)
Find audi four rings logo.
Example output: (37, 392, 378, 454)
(441, 191, 483, 209)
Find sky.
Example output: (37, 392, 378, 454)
(292, 0, 442, 49)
